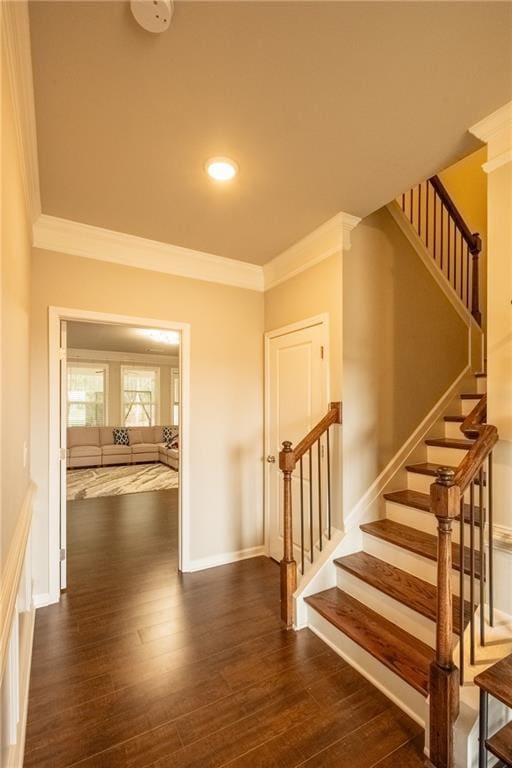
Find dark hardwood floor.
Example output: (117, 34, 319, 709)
(24, 489, 426, 767)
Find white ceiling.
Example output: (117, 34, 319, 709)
(29, 1, 512, 265)
(67, 321, 180, 356)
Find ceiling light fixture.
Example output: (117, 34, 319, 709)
(130, 0, 174, 33)
(140, 329, 180, 345)
(205, 157, 239, 182)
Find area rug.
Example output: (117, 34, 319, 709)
(67, 463, 179, 500)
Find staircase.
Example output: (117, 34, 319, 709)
(305, 375, 486, 718)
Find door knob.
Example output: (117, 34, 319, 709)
(266, 455, 276, 463)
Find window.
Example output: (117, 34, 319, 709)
(67, 365, 107, 427)
(122, 367, 159, 427)
(170, 368, 180, 425)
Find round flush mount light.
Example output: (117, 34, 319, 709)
(131, 0, 174, 33)
(205, 157, 239, 182)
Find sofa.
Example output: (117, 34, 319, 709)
(67, 426, 179, 470)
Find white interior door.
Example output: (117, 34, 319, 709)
(266, 321, 327, 563)
(59, 320, 67, 589)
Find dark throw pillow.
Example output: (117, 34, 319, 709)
(162, 426, 178, 445)
(113, 428, 129, 446)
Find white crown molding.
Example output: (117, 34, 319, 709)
(33, 214, 265, 292)
(67, 348, 179, 366)
(263, 211, 361, 291)
(470, 101, 512, 173)
(2, 0, 41, 223)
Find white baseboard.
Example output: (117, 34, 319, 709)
(33, 593, 51, 609)
(184, 545, 267, 573)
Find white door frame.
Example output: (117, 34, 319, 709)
(48, 306, 191, 604)
(263, 313, 330, 557)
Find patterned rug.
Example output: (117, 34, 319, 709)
(67, 463, 179, 500)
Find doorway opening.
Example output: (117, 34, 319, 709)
(48, 307, 190, 603)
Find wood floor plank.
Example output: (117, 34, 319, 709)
(25, 488, 424, 768)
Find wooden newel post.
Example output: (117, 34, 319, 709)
(471, 234, 482, 326)
(279, 440, 297, 629)
(429, 467, 460, 768)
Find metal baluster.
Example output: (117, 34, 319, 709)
(488, 454, 494, 627)
(460, 496, 465, 684)
(309, 447, 313, 564)
(459, 231, 463, 299)
(418, 182, 422, 238)
(426, 181, 430, 248)
(453, 222, 457, 296)
(326, 428, 331, 540)
(401, 192, 405, 212)
(470, 479, 476, 665)
(479, 467, 486, 646)
(448, 217, 452, 282)
(440, 203, 444, 271)
(465, 242, 469, 310)
(410, 188, 413, 222)
(299, 456, 304, 575)
(317, 439, 322, 551)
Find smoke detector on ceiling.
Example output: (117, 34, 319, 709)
(130, 0, 174, 33)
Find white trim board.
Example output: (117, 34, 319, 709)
(2, 0, 41, 223)
(186, 546, 266, 573)
(47, 307, 192, 605)
(33, 210, 360, 294)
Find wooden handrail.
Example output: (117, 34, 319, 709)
(429, 394, 497, 767)
(278, 402, 342, 628)
(290, 402, 342, 463)
(429, 176, 482, 255)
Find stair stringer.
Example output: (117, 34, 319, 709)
(294, 364, 471, 630)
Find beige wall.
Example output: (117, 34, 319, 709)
(67, 354, 179, 427)
(1, 50, 32, 569)
(439, 147, 488, 332)
(30, 251, 263, 594)
(343, 207, 468, 514)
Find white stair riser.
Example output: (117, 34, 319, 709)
(362, 533, 477, 598)
(461, 397, 482, 416)
(445, 421, 466, 440)
(307, 608, 427, 726)
(407, 472, 484, 506)
(476, 378, 487, 395)
(427, 445, 470, 465)
(385, 501, 481, 549)
(335, 565, 437, 647)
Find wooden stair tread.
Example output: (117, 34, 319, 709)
(461, 393, 484, 399)
(406, 463, 485, 485)
(486, 722, 512, 765)
(444, 415, 465, 423)
(334, 552, 471, 634)
(475, 373, 487, 378)
(475, 653, 512, 708)
(425, 437, 474, 449)
(304, 588, 434, 696)
(383, 489, 482, 525)
(360, 519, 482, 577)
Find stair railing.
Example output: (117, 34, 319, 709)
(399, 175, 482, 325)
(430, 394, 498, 768)
(279, 402, 342, 629)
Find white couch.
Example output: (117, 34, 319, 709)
(67, 426, 179, 470)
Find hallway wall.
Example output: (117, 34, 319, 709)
(30, 250, 264, 597)
(1, 46, 32, 569)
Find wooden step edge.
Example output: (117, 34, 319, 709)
(383, 489, 482, 525)
(460, 393, 484, 399)
(444, 415, 465, 422)
(485, 722, 512, 765)
(475, 373, 487, 378)
(360, 520, 482, 578)
(304, 588, 433, 696)
(405, 463, 485, 486)
(425, 438, 474, 449)
(334, 552, 472, 635)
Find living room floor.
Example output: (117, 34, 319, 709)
(24, 489, 425, 767)
(66, 462, 179, 500)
